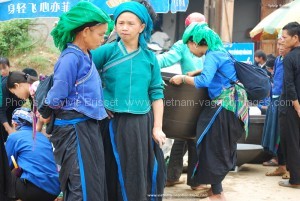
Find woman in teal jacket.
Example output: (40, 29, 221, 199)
(92, 2, 166, 200)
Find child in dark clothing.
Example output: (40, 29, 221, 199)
(0, 57, 11, 77)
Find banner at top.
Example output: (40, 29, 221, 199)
(0, 0, 189, 21)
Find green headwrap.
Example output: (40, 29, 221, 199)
(51, 1, 112, 51)
(182, 22, 225, 51)
(114, 1, 153, 49)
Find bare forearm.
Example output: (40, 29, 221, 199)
(187, 69, 202, 77)
(169, 75, 196, 86)
(152, 99, 164, 128)
(151, 99, 166, 147)
(3, 122, 14, 134)
(36, 119, 44, 132)
(183, 75, 195, 86)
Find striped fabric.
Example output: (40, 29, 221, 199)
(212, 85, 249, 136)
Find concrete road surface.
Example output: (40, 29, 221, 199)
(163, 164, 299, 201)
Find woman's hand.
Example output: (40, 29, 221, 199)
(152, 126, 166, 148)
(296, 108, 300, 118)
(54, 197, 63, 201)
(169, 75, 184, 85)
(292, 100, 300, 118)
(7, 127, 16, 134)
(106, 109, 114, 119)
(186, 69, 202, 77)
(11, 167, 23, 178)
(39, 116, 51, 124)
(3, 122, 16, 134)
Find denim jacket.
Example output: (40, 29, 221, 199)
(46, 44, 107, 120)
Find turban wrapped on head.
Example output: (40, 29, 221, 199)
(12, 108, 33, 130)
(113, 1, 153, 49)
(51, 1, 112, 51)
(182, 22, 224, 51)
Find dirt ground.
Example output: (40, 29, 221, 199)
(163, 164, 299, 201)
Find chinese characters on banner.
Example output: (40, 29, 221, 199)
(0, 0, 74, 21)
(0, 0, 189, 21)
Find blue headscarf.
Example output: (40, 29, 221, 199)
(12, 108, 33, 130)
(113, 1, 153, 49)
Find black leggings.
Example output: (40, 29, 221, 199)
(13, 177, 57, 201)
(211, 183, 223, 194)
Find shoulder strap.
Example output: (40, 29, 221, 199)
(217, 50, 237, 85)
(226, 51, 236, 62)
(217, 69, 236, 85)
(217, 52, 247, 91)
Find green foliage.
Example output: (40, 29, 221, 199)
(15, 53, 54, 74)
(0, 19, 32, 56)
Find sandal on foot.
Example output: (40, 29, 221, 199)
(165, 179, 185, 187)
(196, 190, 213, 199)
(191, 185, 210, 191)
(263, 159, 278, 166)
(282, 171, 290, 179)
(265, 167, 286, 176)
(279, 180, 300, 189)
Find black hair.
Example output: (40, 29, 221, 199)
(72, 21, 101, 34)
(22, 67, 38, 77)
(266, 55, 276, 69)
(132, 0, 157, 23)
(7, 71, 38, 89)
(0, 57, 10, 67)
(198, 39, 208, 46)
(254, 50, 267, 61)
(267, 54, 276, 61)
(16, 119, 32, 128)
(282, 22, 300, 40)
(188, 36, 208, 46)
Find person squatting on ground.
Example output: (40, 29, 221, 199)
(170, 22, 248, 200)
(156, 12, 207, 190)
(92, 2, 166, 200)
(5, 108, 60, 201)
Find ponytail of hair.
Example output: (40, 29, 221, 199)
(7, 71, 38, 89)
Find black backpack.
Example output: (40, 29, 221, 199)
(220, 54, 271, 102)
(35, 74, 54, 118)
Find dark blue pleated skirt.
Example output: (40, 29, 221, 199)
(195, 105, 244, 184)
(261, 97, 280, 155)
(100, 111, 166, 201)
